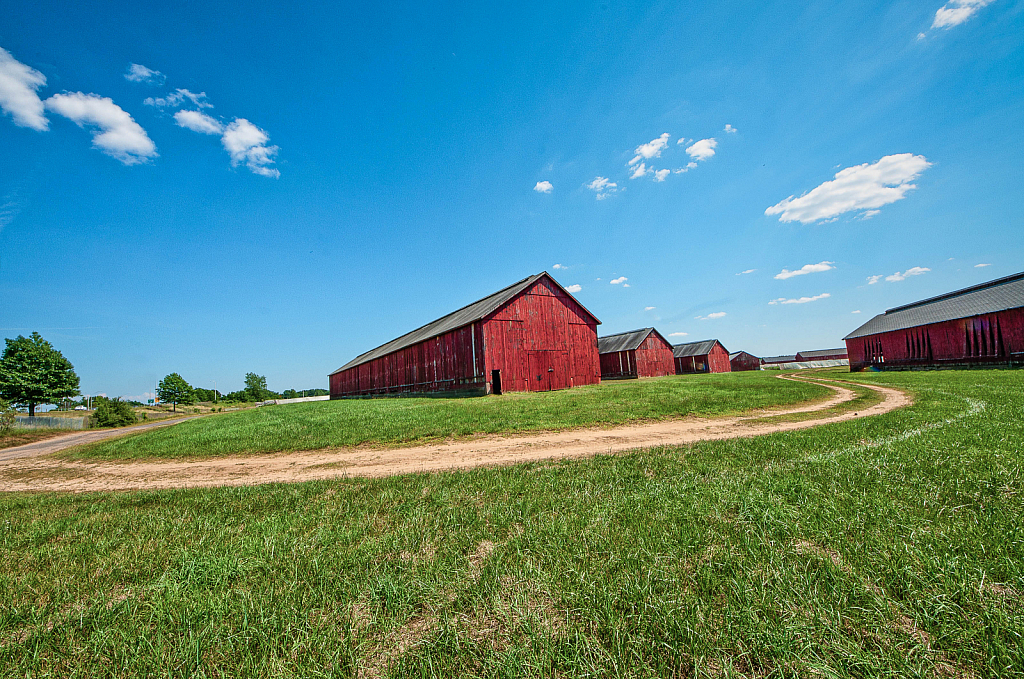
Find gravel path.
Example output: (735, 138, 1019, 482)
(0, 415, 201, 462)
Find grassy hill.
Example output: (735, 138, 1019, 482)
(1, 369, 1022, 676)
(63, 372, 826, 461)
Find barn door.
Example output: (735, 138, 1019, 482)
(528, 351, 570, 391)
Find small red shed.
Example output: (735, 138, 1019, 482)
(795, 348, 848, 362)
(673, 340, 732, 374)
(729, 351, 762, 372)
(329, 272, 602, 397)
(598, 327, 675, 379)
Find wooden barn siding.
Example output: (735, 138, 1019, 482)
(482, 278, 600, 392)
(847, 308, 1024, 371)
(730, 353, 762, 372)
(330, 322, 485, 397)
(600, 350, 636, 379)
(634, 334, 675, 377)
(676, 344, 732, 374)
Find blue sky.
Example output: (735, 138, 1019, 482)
(1, 0, 1021, 399)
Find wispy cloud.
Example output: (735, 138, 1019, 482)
(769, 293, 831, 305)
(629, 133, 670, 166)
(534, 180, 553, 193)
(45, 92, 157, 164)
(861, 210, 880, 219)
(124, 63, 165, 85)
(766, 154, 931, 224)
(674, 162, 698, 174)
(144, 88, 211, 109)
(629, 162, 649, 179)
(724, 124, 737, 133)
(669, 332, 689, 337)
(774, 261, 835, 280)
(644, 306, 656, 311)
(932, 0, 993, 29)
(685, 138, 717, 161)
(552, 263, 567, 270)
(565, 284, 582, 293)
(852, 310, 862, 314)
(221, 118, 279, 178)
(174, 109, 223, 134)
(587, 176, 619, 200)
(975, 263, 991, 268)
(886, 266, 930, 282)
(866, 275, 883, 285)
(0, 47, 48, 131)
(610, 276, 628, 285)
(652, 169, 670, 182)
(736, 269, 756, 276)
(696, 312, 727, 320)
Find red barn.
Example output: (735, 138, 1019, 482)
(673, 339, 732, 374)
(329, 272, 602, 397)
(729, 351, 762, 372)
(844, 271, 1024, 371)
(598, 327, 675, 379)
(795, 348, 848, 362)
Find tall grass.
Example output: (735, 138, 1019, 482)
(2, 370, 1021, 676)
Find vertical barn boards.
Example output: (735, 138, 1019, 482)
(329, 272, 601, 397)
(844, 271, 1024, 371)
(597, 327, 675, 379)
(673, 339, 732, 374)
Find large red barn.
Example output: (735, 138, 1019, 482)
(329, 272, 602, 397)
(844, 271, 1024, 371)
(597, 327, 675, 379)
(673, 340, 732, 374)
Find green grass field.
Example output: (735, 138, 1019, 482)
(64, 371, 827, 461)
(2, 369, 1022, 677)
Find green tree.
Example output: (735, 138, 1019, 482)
(92, 397, 138, 428)
(0, 332, 80, 416)
(157, 373, 195, 412)
(244, 373, 270, 402)
(0, 398, 15, 435)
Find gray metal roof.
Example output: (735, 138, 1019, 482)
(797, 348, 848, 358)
(762, 354, 797, 364)
(844, 271, 1024, 340)
(597, 327, 666, 354)
(729, 351, 759, 361)
(331, 272, 600, 375)
(672, 339, 723, 358)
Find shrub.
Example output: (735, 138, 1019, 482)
(92, 398, 139, 428)
(0, 398, 15, 435)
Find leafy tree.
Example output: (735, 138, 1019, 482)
(157, 373, 195, 412)
(0, 398, 15, 435)
(92, 397, 138, 428)
(193, 387, 221, 403)
(0, 332, 80, 416)
(244, 373, 270, 402)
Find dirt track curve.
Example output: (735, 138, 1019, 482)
(0, 376, 909, 493)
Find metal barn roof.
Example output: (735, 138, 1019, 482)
(331, 272, 600, 375)
(762, 355, 798, 364)
(730, 351, 759, 361)
(797, 348, 848, 358)
(597, 327, 665, 354)
(673, 339, 721, 358)
(844, 271, 1024, 340)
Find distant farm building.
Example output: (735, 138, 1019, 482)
(729, 351, 762, 372)
(329, 272, 601, 397)
(598, 328, 675, 379)
(844, 271, 1024, 371)
(796, 348, 848, 362)
(761, 355, 797, 366)
(674, 340, 731, 374)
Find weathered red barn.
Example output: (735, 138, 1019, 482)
(729, 351, 762, 372)
(673, 339, 732, 374)
(844, 271, 1024, 371)
(761, 354, 797, 365)
(329, 272, 602, 397)
(795, 348, 848, 362)
(597, 327, 675, 379)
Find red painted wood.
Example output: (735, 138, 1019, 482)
(729, 352, 762, 372)
(602, 332, 675, 379)
(675, 342, 732, 374)
(846, 308, 1024, 371)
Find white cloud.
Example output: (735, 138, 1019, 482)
(852, 310, 862, 314)
(669, 332, 689, 337)
(630, 162, 649, 179)
(565, 284, 582, 293)
(724, 124, 737, 133)
(221, 118, 279, 177)
(975, 263, 991, 268)
(696, 312, 727, 320)
(0, 47, 48, 131)
(685, 138, 717, 161)
(610, 276, 628, 285)
(769, 293, 831, 305)
(674, 162, 698, 174)
(124, 63, 165, 85)
(587, 176, 618, 200)
(44, 92, 157, 164)
(174, 109, 223, 134)
(652, 169, 670, 182)
(774, 261, 835, 280)
(629, 133, 670, 165)
(861, 210, 881, 219)
(932, 0, 993, 29)
(534, 180, 553, 193)
(623, 283, 630, 287)
(644, 306, 656, 311)
(552, 263, 566, 270)
(867, 275, 883, 285)
(886, 266, 930, 282)
(765, 153, 932, 224)
(736, 269, 756, 275)
(144, 88, 211, 109)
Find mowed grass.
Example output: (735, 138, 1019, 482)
(64, 371, 826, 461)
(1, 369, 1022, 676)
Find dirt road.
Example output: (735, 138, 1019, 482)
(0, 415, 200, 462)
(0, 377, 909, 493)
